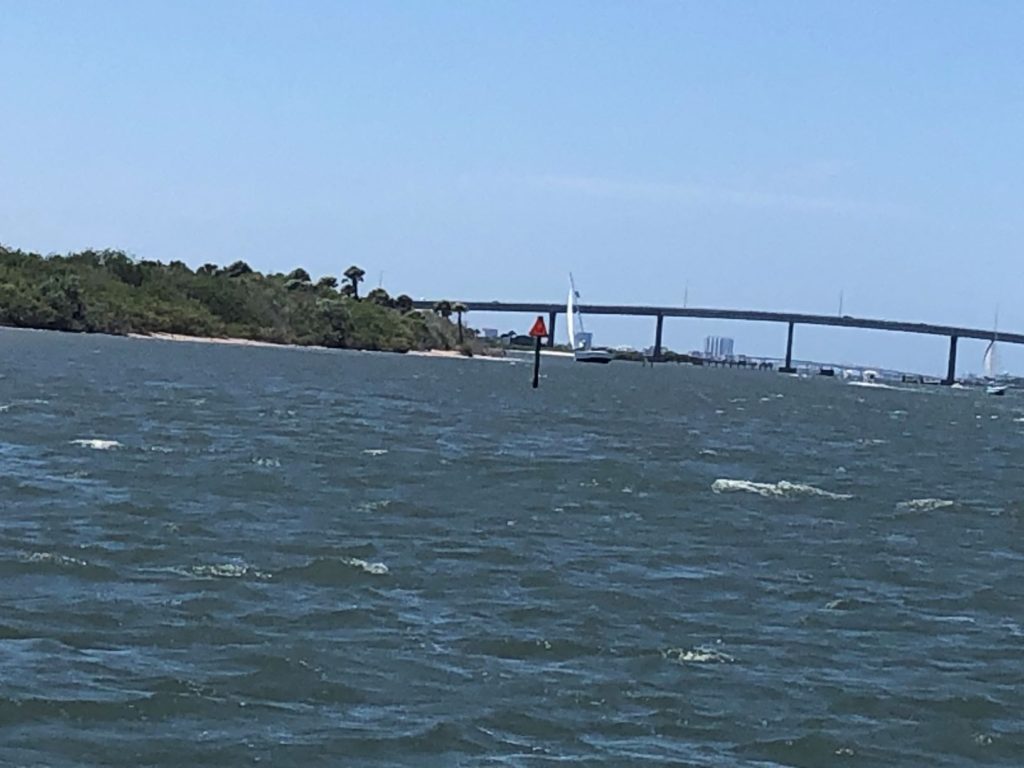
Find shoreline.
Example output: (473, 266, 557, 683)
(127, 332, 512, 360)
(4, 327, 572, 362)
(127, 332, 315, 350)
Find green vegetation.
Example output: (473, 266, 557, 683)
(0, 244, 472, 353)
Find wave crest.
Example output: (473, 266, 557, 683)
(896, 498, 955, 512)
(70, 438, 122, 450)
(663, 646, 735, 664)
(712, 479, 852, 500)
(186, 563, 271, 580)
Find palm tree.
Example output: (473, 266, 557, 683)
(452, 302, 468, 344)
(433, 300, 453, 349)
(343, 265, 365, 299)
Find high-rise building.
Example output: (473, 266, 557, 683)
(704, 335, 735, 359)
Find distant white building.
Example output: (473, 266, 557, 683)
(478, 328, 498, 339)
(704, 335, 735, 359)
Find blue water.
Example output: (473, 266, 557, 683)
(1, 328, 1022, 766)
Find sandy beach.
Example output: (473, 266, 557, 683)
(128, 332, 318, 350)
(129, 332, 515, 360)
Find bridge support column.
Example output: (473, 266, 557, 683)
(944, 335, 958, 385)
(653, 313, 664, 362)
(780, 322, 796, 373)
(547, 311, 557, 347)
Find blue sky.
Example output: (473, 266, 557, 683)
(2, 1, 1022, 375)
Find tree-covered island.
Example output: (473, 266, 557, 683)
(0, 244, 482, 354)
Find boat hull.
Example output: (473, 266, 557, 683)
(574, 350, 613, 364)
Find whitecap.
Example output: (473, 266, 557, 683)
(362, 449, 388, 456)
(24, 552, 88, 567)
(340, 557, 389, 575)
(187, 563, 271, 580)
(252, 457, 281, 467)
(71, 438, 122, 450)
(357, 499, 392, 513)
(824, 598, 860, 611)
(663, 646, 735, 664)
(698, 449, 719, 457)
(711, 478, 852, 500)
(931, 615, 976, 625)
(896, 498, 955, 512)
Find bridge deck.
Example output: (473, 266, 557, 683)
(411, 301, 1021, 345)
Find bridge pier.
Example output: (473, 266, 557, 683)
(780, 322, 796, 373)
(653, 313, 664, 362)
(944, 335, 958, 385)
(548, 311, 557, 347)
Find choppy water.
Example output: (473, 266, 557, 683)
(1, 328, 1022, 766)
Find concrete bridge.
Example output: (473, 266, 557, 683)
(412, 300, 1021, 384)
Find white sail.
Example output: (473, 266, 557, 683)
(568, 273, 590, 349)
(983, 340, 998, 379)
(984, 309, 1000, 380)
(565, 274, 610, 362)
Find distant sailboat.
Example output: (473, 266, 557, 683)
(984, 311, 1007, 395)
(567, 275, 612, 364)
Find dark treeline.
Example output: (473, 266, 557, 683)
(0, 245, 469, 353)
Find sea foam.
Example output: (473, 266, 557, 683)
(663, 646, 735, 664)
(340, 557, 389, 575)
(187, 562, 271, 580)
(70, 438, 122, 450)
(24, 551, 89, 567)
(896, 498, 955, 512)
(712, 479, 852, 500)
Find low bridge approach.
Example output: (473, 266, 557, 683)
(411, 300, 1021, 384)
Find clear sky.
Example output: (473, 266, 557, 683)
(2, 1, 1022, 375)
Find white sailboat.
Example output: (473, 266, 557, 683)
(567, 275, 612, 363)
(984, 311, 1007, 396)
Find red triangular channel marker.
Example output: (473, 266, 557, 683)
(528, 316, 548, 337)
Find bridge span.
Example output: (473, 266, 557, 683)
(412, 300, 1020, 383)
